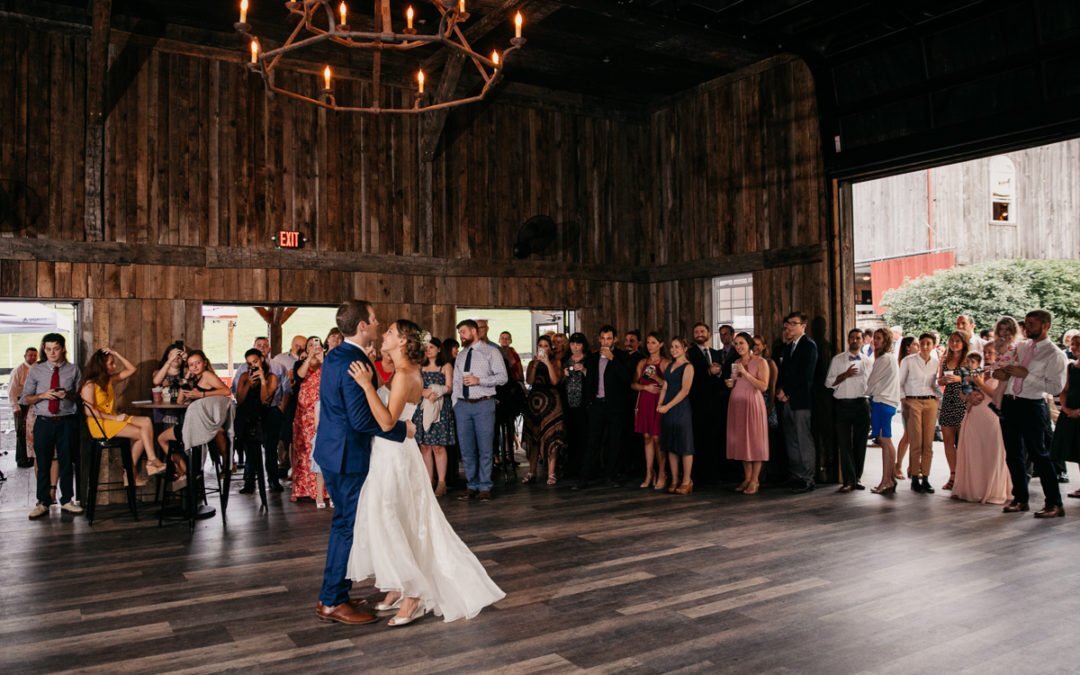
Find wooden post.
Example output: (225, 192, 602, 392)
(84, 0, 112, 241)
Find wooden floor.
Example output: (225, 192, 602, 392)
(3, 443, 1080, 674)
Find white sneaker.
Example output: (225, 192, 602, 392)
(61, 502, 84, 515)
(28, 504, 48, 519)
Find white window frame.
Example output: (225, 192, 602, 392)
(711, 273, 755, 348)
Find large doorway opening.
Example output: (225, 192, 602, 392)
(850, 137, 1080, 337)
(454, 308, 578, 365)
(202, 304, 339, 383)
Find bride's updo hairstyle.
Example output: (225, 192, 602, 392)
(394, 319, 426, 365)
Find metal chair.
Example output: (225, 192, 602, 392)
(82, 402, 139, 524)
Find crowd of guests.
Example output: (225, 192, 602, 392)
(9, 306, 1079, 523)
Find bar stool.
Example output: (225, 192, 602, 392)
(82, 402, 139, 524)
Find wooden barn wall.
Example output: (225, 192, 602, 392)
(646, 58, 833, 349)
(0, 16, 835, 436)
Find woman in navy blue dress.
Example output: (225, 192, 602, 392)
(659, 336, 695, 495)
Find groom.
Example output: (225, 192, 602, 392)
(314, 300, 413, 624)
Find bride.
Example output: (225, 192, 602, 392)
(345, 319, 505, 626)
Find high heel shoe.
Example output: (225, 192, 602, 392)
(942, 475, 955, 491)
(667, 483, 678, 494)
(520, 472, 536, 485)
(735, 480, 750, 493)
(743, 482, 759, 495)
(674, 480, 693, 496)
(374, 595, 403, 612)
(146, 461, 167, 477)
(547, 474, 557, 486)
(653, 479, 667, 491)
(639, 476, 653, 489)
(388, 601, 427, 627)
(871, 482, 896, 495)
(434, 481, 447, 497)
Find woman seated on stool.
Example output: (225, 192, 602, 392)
(81, 348, 167, 481)
(156, 350, 231, 482)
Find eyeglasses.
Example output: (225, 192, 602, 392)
(784, 320, 803, 327)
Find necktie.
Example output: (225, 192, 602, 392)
(849, 355, 860, 362)
(49, 366, 60, 414)
(462, 348, 473, 399)
(703, 347, 712, 365)
(1013, 342, 1037, 395)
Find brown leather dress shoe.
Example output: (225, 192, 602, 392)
(477, 491, 492, 501)
(1002, 501, 1029, 513)
(315, 601, 379, 625)
(1034, 505, 1065, 519)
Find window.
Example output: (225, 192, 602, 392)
(711, 273, 754, 345)
(989, 155, 1015, 223)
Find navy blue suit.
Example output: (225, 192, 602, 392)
(315, 340, 407, 607)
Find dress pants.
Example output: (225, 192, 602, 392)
(904, 398, 938, 477)
(1002, 396, 1062, 507)
(782, 404, 815, 484)
(835, 398, 870, 486)
(33, 415, 77, 505)
(318, 467, 365, 606)
(581, 400, 624, 484)
(14, 405, 29, 465)
(454, 399, 496, 492)
(243, 406, 283, 487)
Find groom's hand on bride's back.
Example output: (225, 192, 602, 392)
(406, 420, 416, 439)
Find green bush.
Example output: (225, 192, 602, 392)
(882, 259, 1080, 339)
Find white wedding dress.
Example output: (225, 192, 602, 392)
(346, 400, 505, 622)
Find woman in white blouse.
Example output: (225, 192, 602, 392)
(867, 328, 902, 494)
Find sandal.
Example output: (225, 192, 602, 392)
(521, 472, 536, 485)
(943, 476, 955, 491)
(547, 474, 557, 486)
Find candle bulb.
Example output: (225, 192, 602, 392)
(417, 69, 425, 95)
(339, 1, 347, 27)
(459, 0, 466, 13)
(491, 50, 499, 66)
(514, 12, 523, 38)
(406, 6, 414, 30)
(240, 0, 248, 24)
(250, 40, 259, 64)
(324, 65, 332, 90)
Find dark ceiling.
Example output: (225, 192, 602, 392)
(26, 0, 1015, 103)
(12, 0, 1080, 173)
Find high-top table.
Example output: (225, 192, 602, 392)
(131, 401, 223, 525)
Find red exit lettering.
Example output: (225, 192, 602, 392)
(278, 230, 302, 248)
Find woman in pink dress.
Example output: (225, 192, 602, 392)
(952, 345, 1012, 504)
(632, 332, 669, 489)
(726, 332, 770, 495)
(291, 336, 325, 503)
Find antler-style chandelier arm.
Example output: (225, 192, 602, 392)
(237, 0, 527, 115)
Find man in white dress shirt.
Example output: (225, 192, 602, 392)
(899, 333, 940, 493)
(828, 329, 873, 492)
(956, 314, 985, 355)
(996, 310, 1069, 518)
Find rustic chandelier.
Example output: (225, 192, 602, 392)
(235, 0, 525, 114)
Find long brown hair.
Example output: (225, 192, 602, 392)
(873, 328, 893, 359)
(943, 331, 970, 370)
(82, 349, 112, 390)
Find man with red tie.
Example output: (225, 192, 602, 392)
(20, 333, 83, 520)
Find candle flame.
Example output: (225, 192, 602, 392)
(418, 69, 425, 94)
(492, 50, 500, 66)
(339, 1, 347, 26)
(324, 65, 332, 90)
(406, 5, 414, 29)
(250, 40, 259, 64)
(514, 12, 523, 38)
(240, 0, 249, 24)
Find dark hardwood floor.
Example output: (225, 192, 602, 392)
(2, 446, 1080, 674)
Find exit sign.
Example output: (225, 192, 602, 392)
(276, 230, 305, 249)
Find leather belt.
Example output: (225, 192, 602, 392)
(906, 395, 937, 400)
(461, 396, 494, 403)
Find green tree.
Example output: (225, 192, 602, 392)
(882, 259, 1080, 339)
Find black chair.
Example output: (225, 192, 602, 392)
(82, 402, 139, 524)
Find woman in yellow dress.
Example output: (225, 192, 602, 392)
(80, 348, 167, 477)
